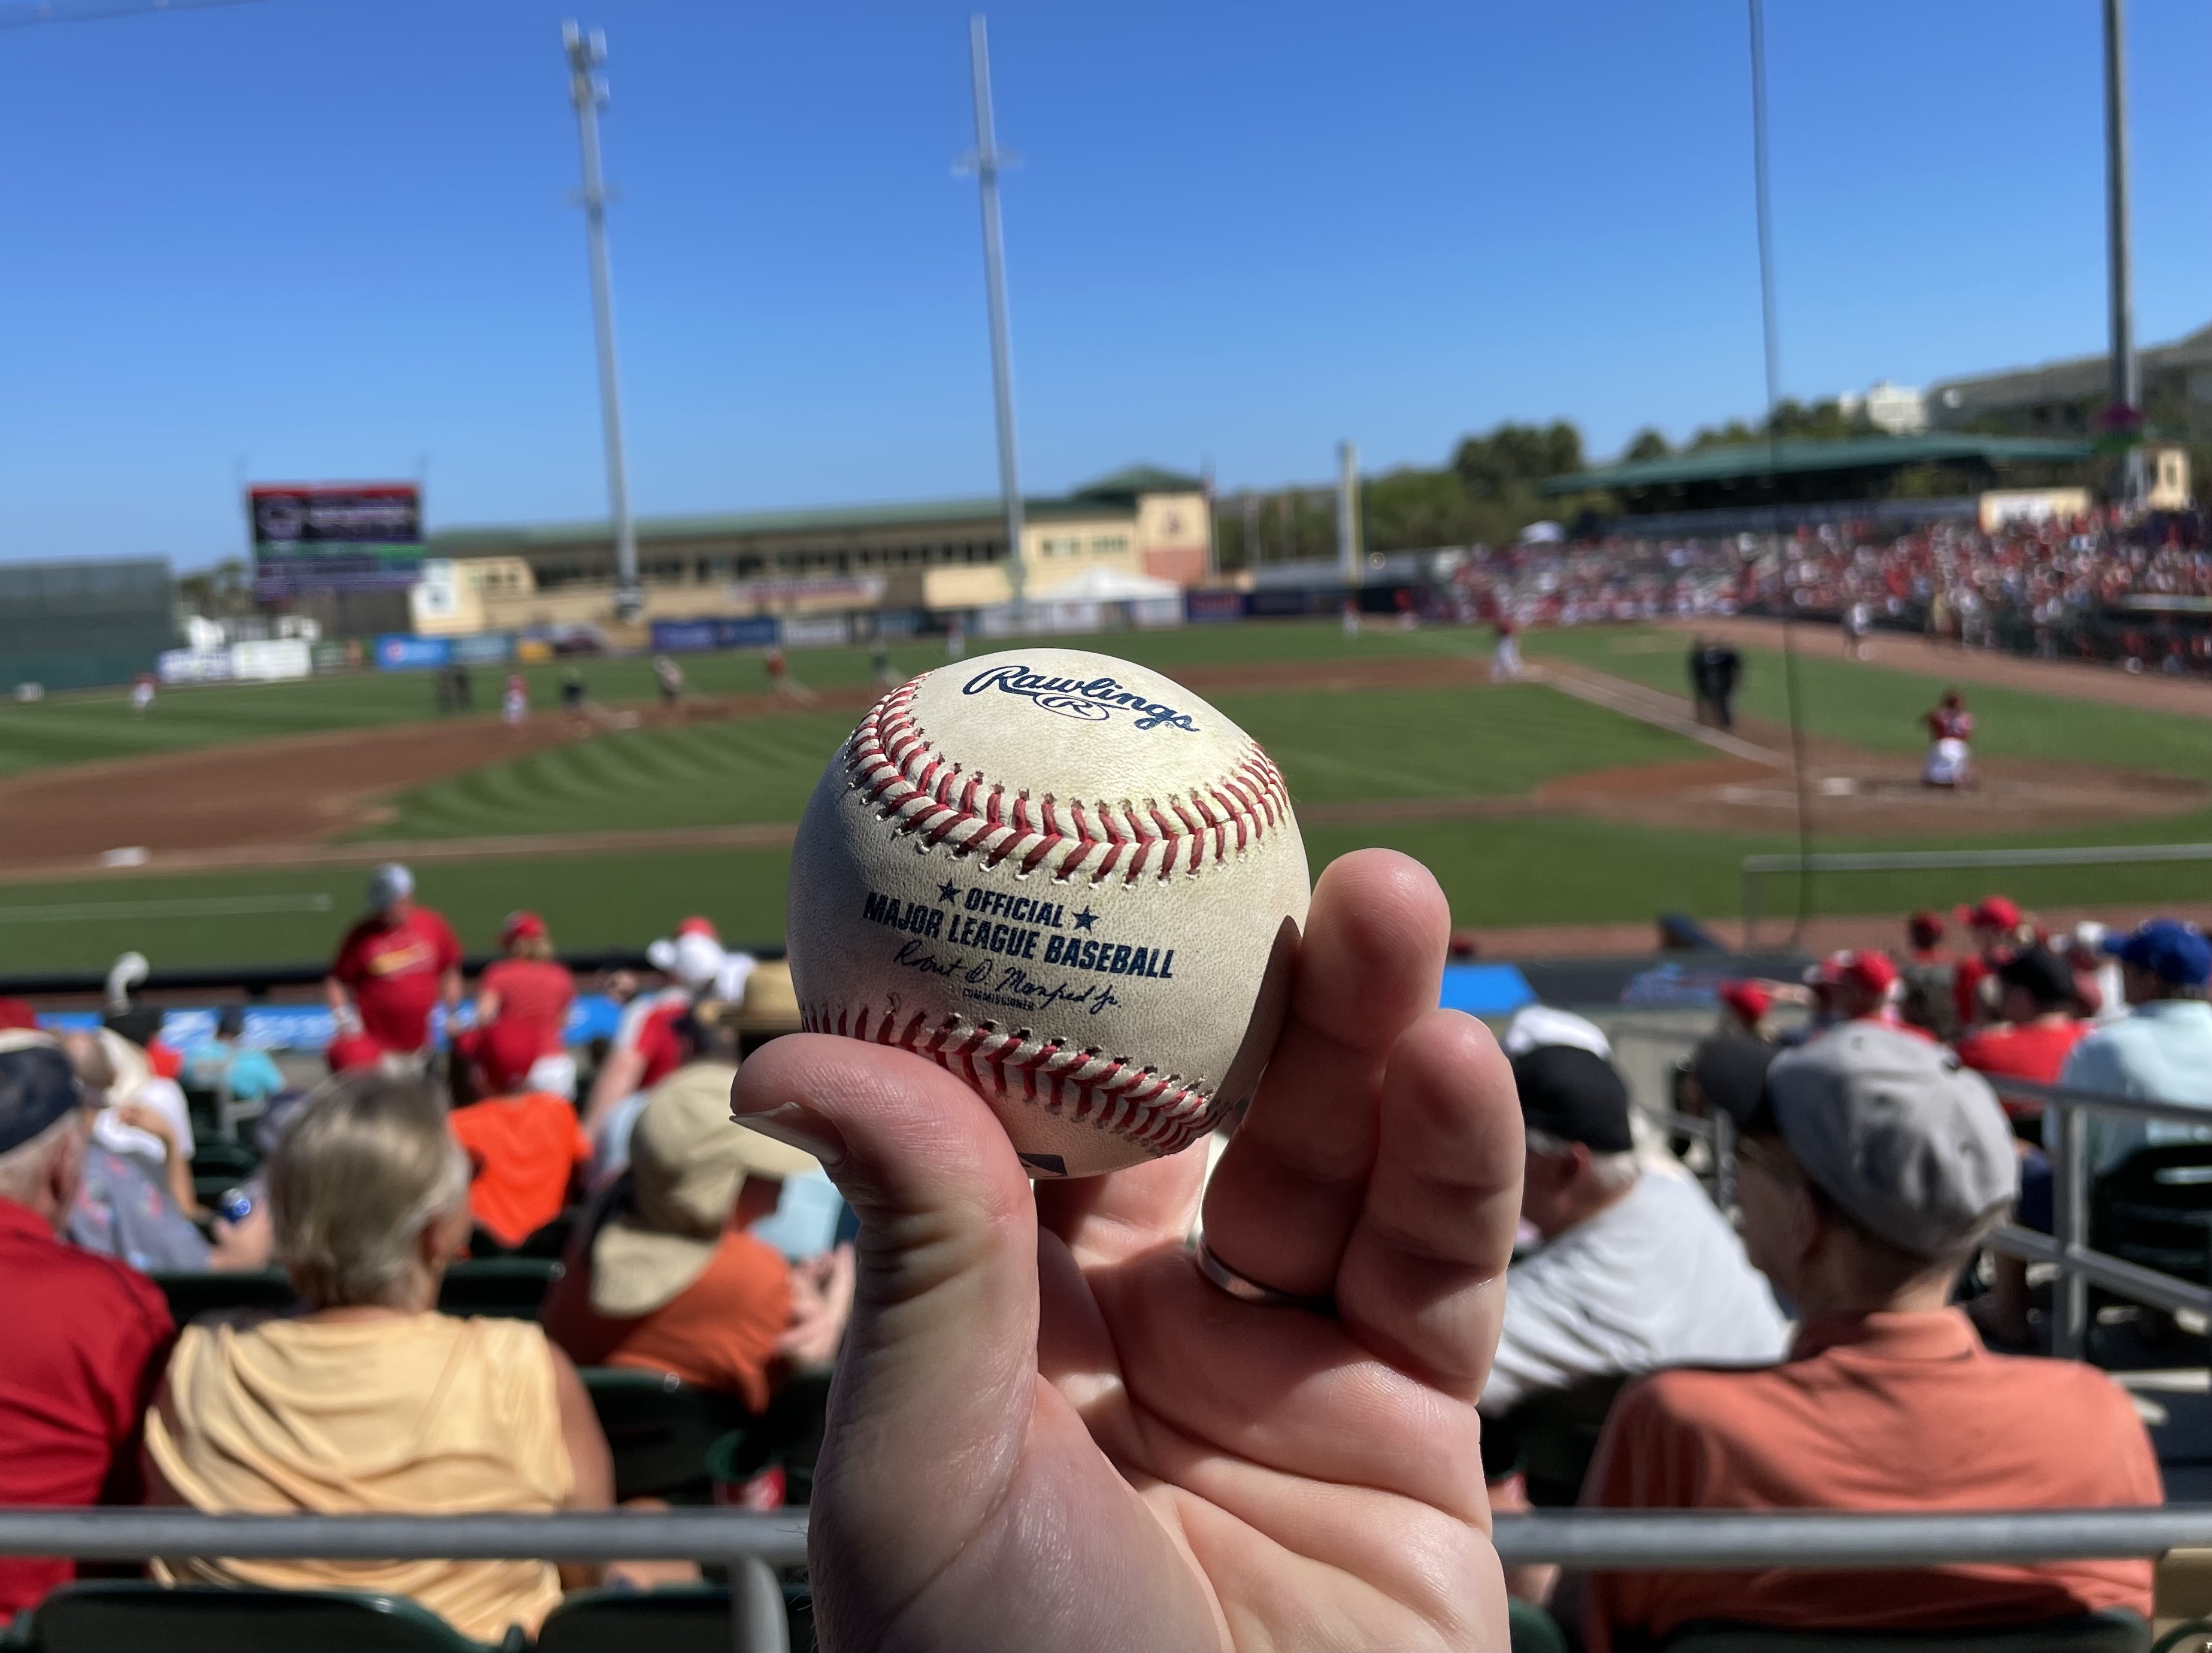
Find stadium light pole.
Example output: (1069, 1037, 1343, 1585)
(563, 20, 641, 623)
(1747, 0, 1817, 949)
(2102, 0, 2144, 504)
(960, 16, 1026, 605)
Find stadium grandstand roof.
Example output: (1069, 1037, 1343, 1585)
(426, 466, 1201, 554)
(1540, 433, 2096, 496)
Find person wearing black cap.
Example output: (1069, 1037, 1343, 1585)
(1578, 1023, 2159, 1651)
(0, 1037, 177, 1616)
(1480, 1044, 1786, 1431)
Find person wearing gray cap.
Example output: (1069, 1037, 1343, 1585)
(1577, 1023, 2161, 1651)
(323, 863, 463, 1066)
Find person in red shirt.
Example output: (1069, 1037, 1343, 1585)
(1950, 893, 2026, 1032)
(448, 1018, 591, 1251)
(325, 863, 462, 1060)
(457, 911, 576, 1099)
(1579, 1025, 2159, 1650)
(1803, 950, 1926, 1039)
(0, 1040, 176, 1614)
(1956, 946, 2091, 1105)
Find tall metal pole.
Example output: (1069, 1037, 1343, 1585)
(1748, 0, 1816, 948)
(1337, 441, 1361, 586)
(2102, 0, 2144, 505)
(965, 16, 1025, 604)
(563, 21, 640, 621)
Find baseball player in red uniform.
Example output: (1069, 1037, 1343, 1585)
(1921, 689, 1975, 788)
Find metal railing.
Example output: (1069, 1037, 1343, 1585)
(5, 1502, 2212, 1576)
(1666, 1065, 2212, 1361)
(1738, 844, 2212, 953)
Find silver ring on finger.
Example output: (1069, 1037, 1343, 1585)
(1195, 1236, 1335, 1314)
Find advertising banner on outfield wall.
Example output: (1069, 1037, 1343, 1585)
(1184, 590, 1247, 624)
(779, 614, 851, 649)
(251, 482, 423, 595)
(649, 616, 781, 653)
(158, 648, 234, 684)
(449, 632, 516, 666)
(374, 633, 450, 671)
(229, 639, 313, 682)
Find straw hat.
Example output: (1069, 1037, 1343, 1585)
(589, 1061, 819, 1318)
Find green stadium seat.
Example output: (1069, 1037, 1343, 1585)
(582, 1368, 754, 1505)
(532, 1572, 789, 1653)
(1479, 1371, 1629, 1509)
(435, 1258, 561, 1320)
(2092, 1145, 2212, 1285)
(1658, 1609, 2149, 1652)
(1510, 1597, 1570, 1653)
(150, 1270, 296, 1325)
(25, 1581, 520, 1653)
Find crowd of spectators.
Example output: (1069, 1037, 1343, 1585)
(0, 860, 854, 1640)
(7, 851, 2212, 1649)
(1450, 506, 2212, 672)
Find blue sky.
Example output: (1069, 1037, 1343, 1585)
(5, 0, 2209, 568)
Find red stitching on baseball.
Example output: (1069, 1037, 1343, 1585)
(843, 680, 1290, 884)
(801, 1002, 1216, 1159)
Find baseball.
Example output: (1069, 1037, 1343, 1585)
(786, 647, 1311, 1177)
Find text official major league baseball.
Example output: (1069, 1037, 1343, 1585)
(785, 646, 1312, 1177)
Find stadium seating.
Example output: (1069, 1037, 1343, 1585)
(1509, 1597, 1571, 1653)
(1655, 1612, 2149, 1651)
(22, 1581, 522, 1653)
(705, 1370, 832, 1508)
(531, 1575, 790, 1653)
(148, 1260, 562, 1326)
(581, 1368, 753, 1505)
(1478, 1372, 1629, 1509)
(2092, 1145, 2212, 1287)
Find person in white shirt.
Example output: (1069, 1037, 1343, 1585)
(2056, 917, 2212, 1176)
(1481, 1044, 1789, 1425)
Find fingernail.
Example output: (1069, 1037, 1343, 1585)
(731, 1100, 848, 1170)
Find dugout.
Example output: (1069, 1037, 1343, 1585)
(0, 558, 176, 692)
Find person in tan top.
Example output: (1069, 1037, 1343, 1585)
(143, 1071, 625, 1643)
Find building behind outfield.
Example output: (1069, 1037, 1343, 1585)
(0, 558, 175, 692)
(415, 466, 1212, 636)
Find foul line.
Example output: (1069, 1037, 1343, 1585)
(1528, 662, 1792, 769)
(0, 893, 334, 924)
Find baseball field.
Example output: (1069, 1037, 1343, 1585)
(5, 617, 2212, 972)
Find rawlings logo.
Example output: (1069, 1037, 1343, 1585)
(961, 665, 1198, 732)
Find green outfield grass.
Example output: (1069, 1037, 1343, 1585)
(0, 621, 1489, 782)
(10, 618, 2212, 972)
(1523, 626, 2212, 781)
(365, 684, 1704, 841)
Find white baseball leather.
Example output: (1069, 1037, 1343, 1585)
(787, 647, 1311, 1177)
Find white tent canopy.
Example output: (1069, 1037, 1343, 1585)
(1028, 565, 1183, 602)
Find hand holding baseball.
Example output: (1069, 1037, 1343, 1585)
(733, 850, 1519, 1652)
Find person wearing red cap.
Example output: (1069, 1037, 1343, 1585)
(448, 1018, 592, 1252)
(1952, 895, 2026, 1033)
(466, 912, 575, 1099)
(1804, 951, 1923, 1039)
(1716, 981, 1773, 1042)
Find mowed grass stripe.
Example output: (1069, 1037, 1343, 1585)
(363, 684, 1702, 842)
(1525, 626, 2212, 782)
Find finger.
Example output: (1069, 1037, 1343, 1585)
(1335, 1009, 1522, 1402)
(1201, 849, 1450, 1297)
(728, 1035, 1038, 1602)
(1034, 1138, 1207, 1270)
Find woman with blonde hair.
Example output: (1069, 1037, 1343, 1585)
(144, 1071, 617, 1642)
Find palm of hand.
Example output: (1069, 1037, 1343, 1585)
(750, 851, 1517, 1653)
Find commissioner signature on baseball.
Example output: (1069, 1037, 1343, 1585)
(962, 664, 1198, 732)
(891, 940, 1126, 1017)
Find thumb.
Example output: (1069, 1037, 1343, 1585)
(729, 1035, 1040, 1586)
